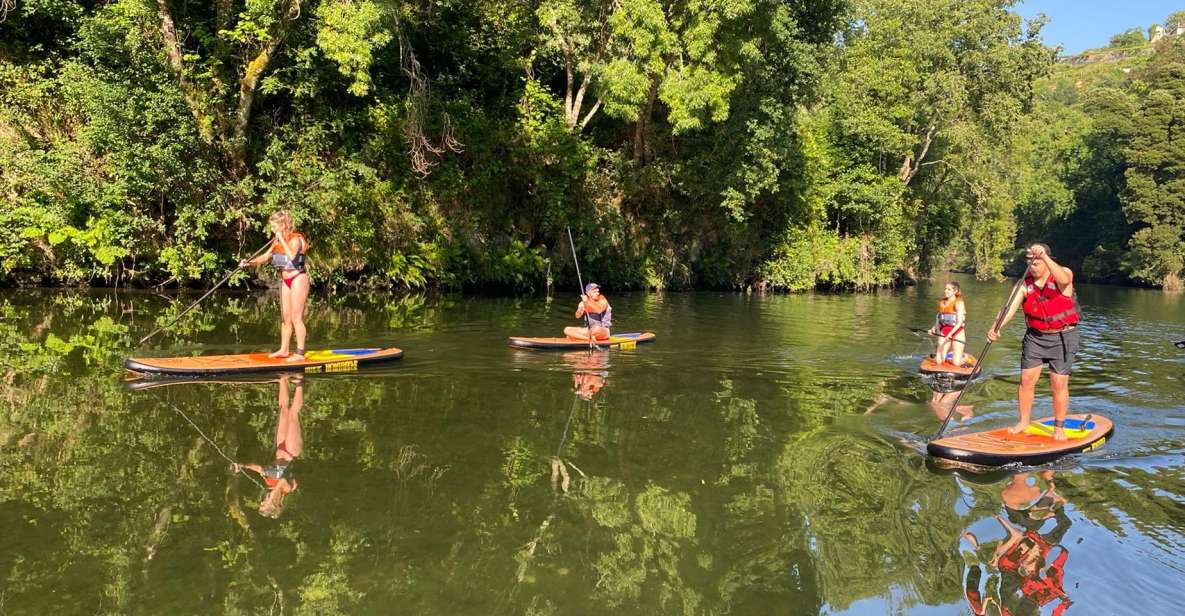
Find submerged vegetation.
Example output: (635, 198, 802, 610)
(1, 2, 1183, 291)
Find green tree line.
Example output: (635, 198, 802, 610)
(0, 1, 1181, 291)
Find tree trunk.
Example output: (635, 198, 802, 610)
(633, 77, 660, 163)
(900, 124, 936, 186)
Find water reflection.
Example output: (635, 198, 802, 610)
(232, 373, 304, 518)
(960, 471, 1075, 615)
(563, 350, 609, 401)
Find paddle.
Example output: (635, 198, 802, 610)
(136, 238, 272, 346)
(907, 326, 965, 342)
(930, 261, 1034, 441)
(1175, 340, 1185, 349)
(565, 226, 600, 352)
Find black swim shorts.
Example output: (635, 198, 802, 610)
(1021, 327, 1080, 375)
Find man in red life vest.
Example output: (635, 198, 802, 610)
(987, 244, 1081, 441)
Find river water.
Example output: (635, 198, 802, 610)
(2, 276, 1184, 614)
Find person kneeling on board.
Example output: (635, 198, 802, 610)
(930, 281, 968, 367)
(987, 244, 1080, 441)
(564, 283, 611, 341)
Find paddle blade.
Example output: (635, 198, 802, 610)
(1176, 340, 1185, 349)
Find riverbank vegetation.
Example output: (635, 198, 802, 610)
(1, 2, 1183, 291)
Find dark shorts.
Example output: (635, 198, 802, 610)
(1021, 327, 1080, 375)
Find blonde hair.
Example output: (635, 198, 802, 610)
(268, 210, 294, 234)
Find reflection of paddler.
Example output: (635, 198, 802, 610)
(564, 350, 608, 400)
(232, 373, 303, 518)
(563, 283, 611, 342)
(1002, 472, 1066, 529)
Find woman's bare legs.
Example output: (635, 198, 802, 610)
(287, 274, 309, 360)
(275, 376, 304, 460)
(952, 333, 966, 366)
(270, 282, 293, 357)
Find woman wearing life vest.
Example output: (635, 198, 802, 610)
(929, 282, 968, 367)
(987, 244, 1080, 441)
(242, 211, 310, 361)
(564, 283, 611, 341)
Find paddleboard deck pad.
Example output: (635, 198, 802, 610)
(508, 332, 656, 349)
(919, 353, 978, 376)
(928, 413, 1112, 468)
(125, 348, 403, 376)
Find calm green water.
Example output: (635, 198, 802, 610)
(2, 277, 1185, 615)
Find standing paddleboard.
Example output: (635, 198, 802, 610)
(508, 331, 656, 350)
(125, 347, 403, 376)
(919, 353, 978, 376)
(928, 413, 1112, 468)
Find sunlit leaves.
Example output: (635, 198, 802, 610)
(315, 0, 394, 96)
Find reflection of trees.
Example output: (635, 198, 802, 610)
(777, 431, 966, 611)
(7, 292, 1185, 614)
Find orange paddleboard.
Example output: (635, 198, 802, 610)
(928, 413, 1112, 468)
(125, 347, 402, 376)
(919, 353, 978, 376)
(508, 332, 656, 349)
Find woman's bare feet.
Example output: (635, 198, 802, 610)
(286, 353, 305, 362)
(1052, 427, 1067, 441)
(268, 350, 290, 359)
(958, 405, 974, 421)
(1007, 421, 1028, 434)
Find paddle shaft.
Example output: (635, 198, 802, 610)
(136, 238, 272, 346)
(930, 262, 1033, 441)
(565, 227, 598, 351)
(908, 326, 965, 341)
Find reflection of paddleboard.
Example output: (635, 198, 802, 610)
(919, 353, 978, 376)
(508, 332, 656, 350)
(123, 375, 283, 391)
(125, 348, 403, 376)
(928, 413, 1112, 469)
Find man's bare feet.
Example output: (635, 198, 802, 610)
(1007, 421, 1028, 434)
(268, 350, 290, 359)
(958, 405, 974, 421)
(1052, 427, 1067, 441)
(286, 353, 305, 362)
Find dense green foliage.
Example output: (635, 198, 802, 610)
(1, 2, 1182, 290)
(1014, 17, 1185, 290)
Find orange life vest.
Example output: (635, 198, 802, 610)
(937, 296, 959, 327)
(272, 231, 306, 254)
(1023, 275, 1079, 331)
(271, 231, 307, 271)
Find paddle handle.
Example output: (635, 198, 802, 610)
(930, 262, 1033, 441)
(136, 238, 272, 347)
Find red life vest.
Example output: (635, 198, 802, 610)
(1023, 275, 1079, 331)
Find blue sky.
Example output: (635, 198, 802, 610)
(1016, 1, 1183, 54)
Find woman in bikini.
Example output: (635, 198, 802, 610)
(233, 373, 303, 518)
(243, 210, 309, 361)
